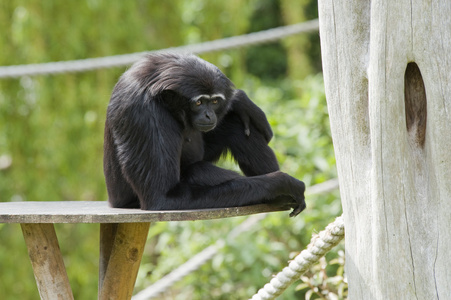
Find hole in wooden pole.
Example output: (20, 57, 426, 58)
(404, 62, 427, 147)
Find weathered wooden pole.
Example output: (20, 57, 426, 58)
(21, 224, 74, 300)
(318, 1, 451, 298)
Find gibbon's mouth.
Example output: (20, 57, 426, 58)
(195, 123, 216, 132)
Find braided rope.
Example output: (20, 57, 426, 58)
(132, 214, 266, 300)
(0, 19, 319, 78)
(250, 215, 345, 300)
(131, 179, 339, 300)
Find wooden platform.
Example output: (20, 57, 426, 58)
(0, 200, 286, 223)
(0, 201, 287, 300)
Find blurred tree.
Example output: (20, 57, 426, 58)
(245, 0, 288, 81)
(280, 0, 321, 80)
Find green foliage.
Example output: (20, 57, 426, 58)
(133, 73, 341, 299)
(296, 250, 348, 300)
(0, 1, 342, 299)
(245, 0, 288, 80)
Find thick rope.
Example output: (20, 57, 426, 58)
(131, 179, 339, 300)
(132, 214, 266, 300)
(250, 215, 345, 300)
(0, 19, 319, 78)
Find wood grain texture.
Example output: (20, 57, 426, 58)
(318, 0, 451, 298)
(99, 222, 150, 300)
(0, 201, 289, 223)
(99, 223, 118, 298)
(21, 223, 74, 300)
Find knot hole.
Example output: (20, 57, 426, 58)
(404, 62, 427, 147)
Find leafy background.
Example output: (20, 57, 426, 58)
(0, 0, 345, 299)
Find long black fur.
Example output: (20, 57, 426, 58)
(104, 52, 305, 217)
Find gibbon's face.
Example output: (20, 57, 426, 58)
(189, 93, 226, 132)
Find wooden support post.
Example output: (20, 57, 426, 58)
(21, 223, 74, 300)
(99, 222, 150, 300)
(318, 0, 451, 298)
(0, 202, 286, 299)
(99, 223, 118, 298)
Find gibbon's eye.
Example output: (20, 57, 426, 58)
(212, 99, 218, 104)
(196, 100, 202, 106)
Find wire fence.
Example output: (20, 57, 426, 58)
(0, 19, 319, 79)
